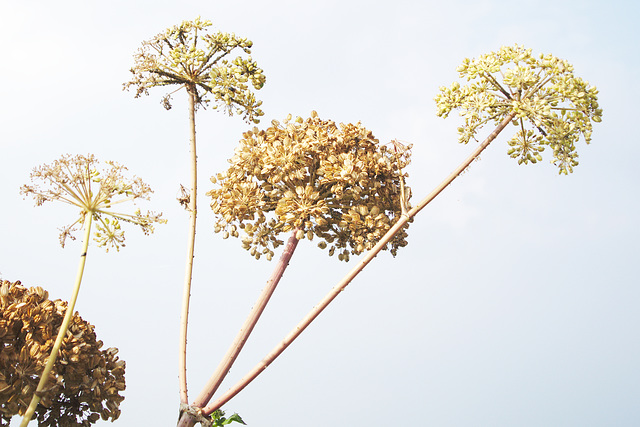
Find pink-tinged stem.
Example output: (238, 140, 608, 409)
(201, 112, 517, 414)
(178, 229, 301, 426)
(178, 87, 198, 405)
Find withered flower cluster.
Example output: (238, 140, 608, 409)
(20, 154, 165, 251)
(208, 112, 412, 262)
(0, 280, 125, 426)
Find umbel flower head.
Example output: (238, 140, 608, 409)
(123, 16, 266, 122)
(0, 280, 126, 426)
(208, 112, 412, 262)
(20, 154, 166, 251)
(435, 44, 603, 174)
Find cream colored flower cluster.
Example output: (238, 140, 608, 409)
(435, 44, 602, 174)
(208, 112, 412, 262)
(20, 154, 165, 252)
(0, 280, 125, 425)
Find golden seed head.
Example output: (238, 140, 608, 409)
(0, 279, 126, 424)
(209, 112, 412, 261)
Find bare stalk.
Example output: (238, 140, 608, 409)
(21, 212, 93, 426)
(202, 111, 517, 414)
(178, 229, 301, 427)
(179, 86, 199, 404)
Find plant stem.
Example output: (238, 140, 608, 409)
(202, 111, 517, 414)
(408, 112, 516, 217)
(179, 86, 199, 405)
(20, 212, 93, 427)
(178, 229, 301, 426)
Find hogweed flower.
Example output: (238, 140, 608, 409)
(208, 111, 412, 262)
(20, 154, 166, 251)
(124, 17, 266, 408)
(0, 280, 126, 425)
(182, 113, 411, 423)
(435, 44, 602, 174)
(18, 154, 163, 425)
(195, 47, 605, 418)
(123, 16, 265, 122)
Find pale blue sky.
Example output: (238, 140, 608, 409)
(1, 0, 639, 426)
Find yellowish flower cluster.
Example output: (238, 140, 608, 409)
(435, 44, 602, 174)
(124, 16, 266, 123)
(0, 280, 125, 425)
(208, 112, 412, 262)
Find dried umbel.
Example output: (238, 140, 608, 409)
(20, 154, 166, 251)
(124, 16, 265, 122)
(435, 44, 602, 174)
(0, 280, 126, 425)
(208, 112, 412, 262)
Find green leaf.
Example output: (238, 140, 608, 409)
(222, 413, 247, 425)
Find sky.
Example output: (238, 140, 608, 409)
(1, 0, 639, 426)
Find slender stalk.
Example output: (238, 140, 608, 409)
(21, 212, 93, 426)
(202, 111, 517, 414)
(179, 86, 199, 405)
(408, 112, 516, 217)
(177, 229, 301, 427)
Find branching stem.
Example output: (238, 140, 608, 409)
(177, 229, 301, 426)
(201, 111, 517, 415)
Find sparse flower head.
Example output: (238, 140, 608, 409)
(208, 112, 412, 262)
(123, 16, 266, 123)
(20, 154, 166, 251)
(435, 44, 603, 174)
(0, 280, 126, 425)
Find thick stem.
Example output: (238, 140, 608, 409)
(179, 86, 198, 405)
(21, 212, 93, 427)
(178, 230, 301, 426)
(203, 112, 517, 414)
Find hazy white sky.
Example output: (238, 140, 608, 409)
(1, 0, 639, 426)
